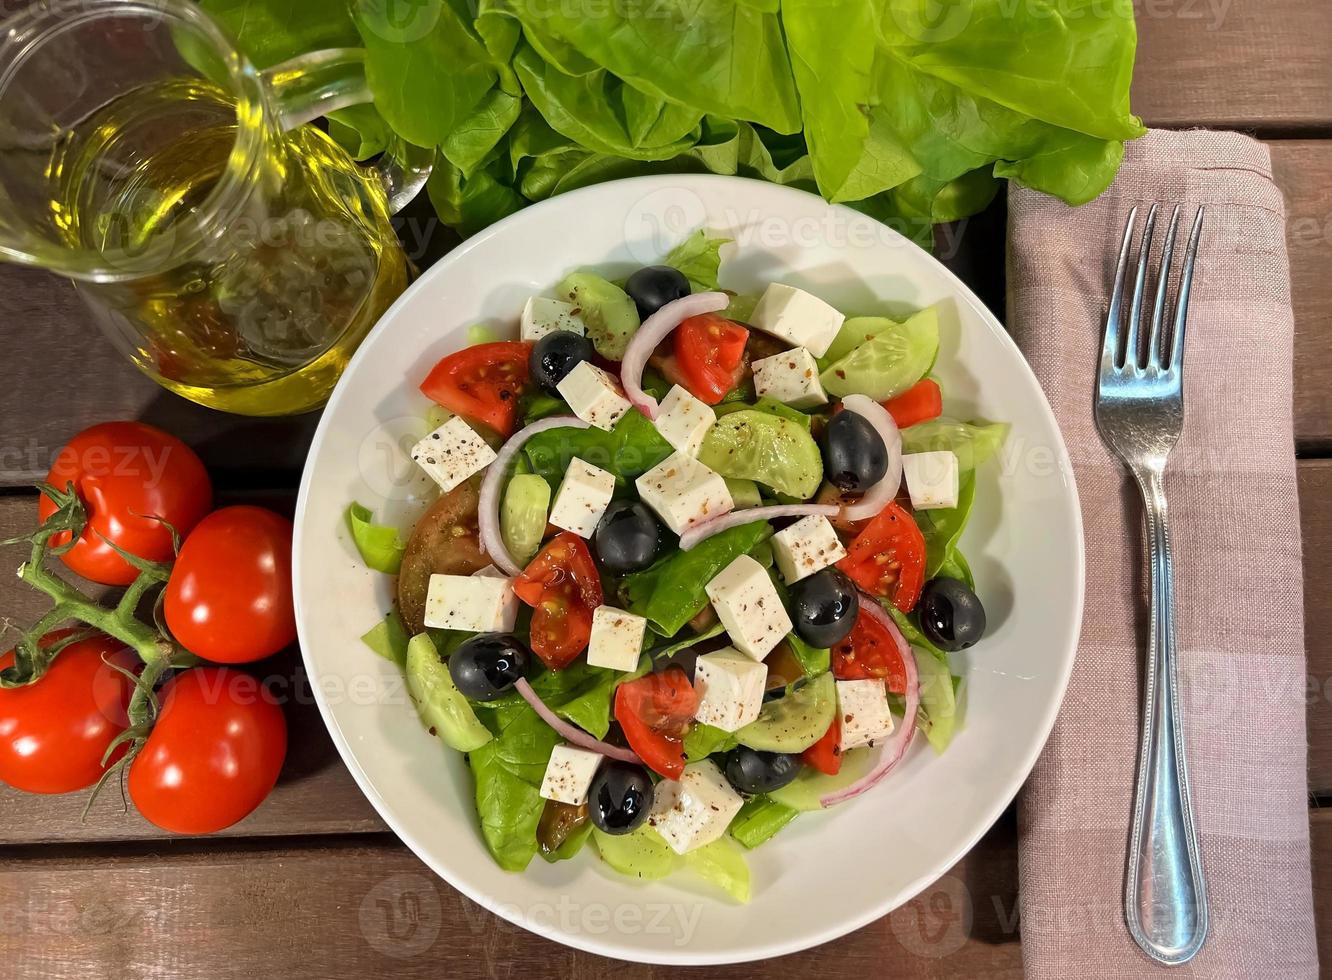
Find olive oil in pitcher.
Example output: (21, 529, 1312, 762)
(48, 79, 410, 416)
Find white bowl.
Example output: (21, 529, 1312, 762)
(293, 175, 1083, 965)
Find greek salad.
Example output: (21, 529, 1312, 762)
(350, 232, 1008, 901)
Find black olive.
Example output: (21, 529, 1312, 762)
(723, 747, 802, 795)
(624, 265, 690, 320)
(448, 633, 530, 701)
(530, 330, 594, 394)
(918, 577, 986, 651)
(594, 500, 662, 575)
(821, 411, 888, 494)
(789, 567, 859, 648)
(587, 761, 654, 835)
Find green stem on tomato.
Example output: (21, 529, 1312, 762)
(17, 548, 170, 666)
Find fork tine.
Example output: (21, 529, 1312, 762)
(1168, 206, 1205, 374)
(1123, 204, 1158, 369)
(1147, 205, 1182, 369)
(1102, 207, 1138, 369)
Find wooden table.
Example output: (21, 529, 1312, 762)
(2, 7, 1329, 975)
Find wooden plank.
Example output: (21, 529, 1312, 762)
(1270, 141, 1332, 452)
(1133, 0, 1332, 131)
(0, 493, 384, 841)
(1301, 459, 1332, 795)
(0, 812, 1020, 978)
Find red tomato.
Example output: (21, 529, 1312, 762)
(513, 533, 603, 669)
(128, 667, 286, 834)
(164, 506, 296, 663)
(837, 502, 926, 613)
(802, 720, 842, 776)
(614, 667, 698, 779)
(883, 379, 943, 429)
(40, 422, 212, 585)
(420, 341, 531, 436)
(832, 607, 908, 694)
(673, 313, 748, 404)
(0, 633, 137, 793)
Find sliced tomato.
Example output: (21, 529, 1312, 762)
(673, 313, 748, 404)
(514, 532, 603, 669)
(802, 719, 842, 776)
(832, 606, 908, 693)
(837, 502, 926, 612)
(614, 667, 698, 779)
(883, 378, 943, 429)
(420, 341, 531, 436)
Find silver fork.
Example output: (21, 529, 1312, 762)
(1094, 204, 1207, 966)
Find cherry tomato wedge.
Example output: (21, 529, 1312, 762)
(673, 313, 748, 404)
(802, 719, 843, 776)
(513, 532, 603, 669)
(832, 606, 909, 693)
(40, 421, 212, 585)
(837, 502, 926, 613)
(883, 378, 943, 429)
(614, 666, 698, 779)
(420, 341, 531, 436)
(0, 632, 137, 794)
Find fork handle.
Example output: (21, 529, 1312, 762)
(1125, 467, 1208, 964)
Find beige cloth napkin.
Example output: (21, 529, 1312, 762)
(1007, 130, 1317, 978)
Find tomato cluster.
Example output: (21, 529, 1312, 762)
(0, 422, 293, 835)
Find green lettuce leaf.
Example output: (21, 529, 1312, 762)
(468, 701, 559, 871)
(684, 723, 739, 762)
(915, 470, 976, 578)
(345, 501, 406, 573)
(729, 794, 799, 849)
(620, 522, 773, 635)
(685, 836, 752, 903)
(900, 418, 1009, 470)
(665, 231, 730, 292)
(522, 412, 673, 489)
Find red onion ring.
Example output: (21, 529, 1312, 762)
(621, 291, 730, 418)
(515, 677, 642, 765)
(820, 596, 919, 807)
(677, 503, 840, 552)
(478, 415, 589, 576)
(838, 394, 903, 523)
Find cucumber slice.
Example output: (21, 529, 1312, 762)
(698, 410, 823, 499)
(501, 473, 550, 566)
(818, 315, 900, 368)
(737, 671, 835, 753)
(768, 747, 878, 811)
(724, 478, 763, 510)
(820, 306, 939, 400)
(556, 272, 640, 360)
(405, 634, 492, 752)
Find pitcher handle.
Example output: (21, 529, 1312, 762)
(260, 48, 431, 214)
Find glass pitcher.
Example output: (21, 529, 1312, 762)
(0, 0, 431, 416)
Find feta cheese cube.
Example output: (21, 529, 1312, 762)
(654, 385, 715, 456)
(520, 296, 586, 342)
(634, 452, 733, 535)
(771, 515, 847, 584)
(749, 283, 846, 358)
(704, 555, 792, 661)
(902, 450, 960, 510)
(539, 744, 602, 806)
(548, 457, 615, 537)
(836, 678, 896, 750)
(751, 347, 828, 409)
(587, 605, 647, 672)
(693, 647, 767, 732)
(409, 416, 497, 493)
(423, 572, 518, 633)
(648, 759, 744, 854)
(556, 361, 631, 432)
